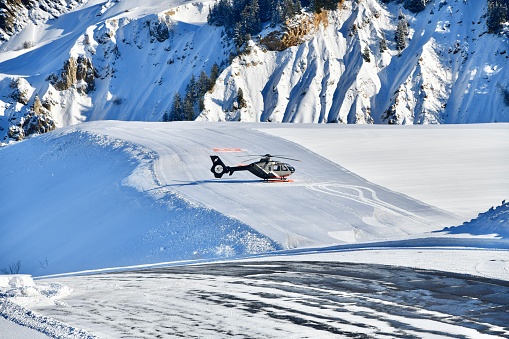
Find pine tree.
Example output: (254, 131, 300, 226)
(234, 21, 247, 48)
(487, 0, 509, 33)
(294, 0, 302, 15)
(282, 0, 295, 20)
(313, 0, 338, 12)
(208, 0, 233, 27)
(404, 0, 430, 13)
(183, 93, 195, 121)
(210, 63, 220, 86)
(197, 70, 211, 111)
(237, 88, 247, 109)
(187, 74, 198, 103)
(170, 92, 183, 121)
(395, 15, 409, 53)
(198, 71, 211, 95)
(246, 0, 261, 34)
(362, 45, 371, 62)
(182, 74, 198, 120)
(259, 0, 272, 22)
(270, 0, 282, 27)
(379, 31, 388, 52)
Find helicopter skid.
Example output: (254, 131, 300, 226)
(263, 179, 294, 183)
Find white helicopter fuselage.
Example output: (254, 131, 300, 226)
(252, 160, 295, 180)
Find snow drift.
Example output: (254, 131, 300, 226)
(440, 200, 509, 238)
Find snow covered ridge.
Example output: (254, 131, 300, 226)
(440, 200, 509, 238)
(0, 0, 87, 43)
(1, 0, 509, 141)
(1, 121, 507, 277)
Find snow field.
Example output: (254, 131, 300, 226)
(264, 123, 509, 220)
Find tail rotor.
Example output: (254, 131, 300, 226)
(210, 156, 229, 178)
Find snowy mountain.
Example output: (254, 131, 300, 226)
(1, 0, 509, 142)
(2, 2, 509, 336)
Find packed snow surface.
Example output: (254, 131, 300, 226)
(266, 123, 509, 219)
(3, 259, 508, 338)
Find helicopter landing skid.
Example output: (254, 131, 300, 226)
(262, 179, 294, 183)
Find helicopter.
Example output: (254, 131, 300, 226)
(210, 154, 298, 181)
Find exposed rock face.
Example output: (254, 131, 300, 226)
(0, 0, 33, 39)
(47, 56, 97, 93)
(149, 20, 171, 42)
(8, 96, 56, 141)
(261, 11, 329, 51)
(9, 78, 30, 105)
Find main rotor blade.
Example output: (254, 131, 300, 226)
(237, 154, 301, 162)
(272, 156, 301, 162)
(239, 156, 261, 163)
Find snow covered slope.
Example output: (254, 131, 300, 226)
(266, 123, 509, 219)
(1, 122, 508, 276)
(0, 123, 280, 276)
(1, 0, 509, 142)
(202, 0, 509, 124)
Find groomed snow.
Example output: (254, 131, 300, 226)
(263, 123, 509, 220)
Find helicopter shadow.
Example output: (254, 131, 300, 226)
(145, 179, 263, 191)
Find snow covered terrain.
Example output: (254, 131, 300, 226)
(1, 0, 509, 142)
(1, 0, 509, 336)
(1, 121, 508, 337)
(3, 121, 508, 277)
(202, 0, 509, 124)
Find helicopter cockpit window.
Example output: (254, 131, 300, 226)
(282, 165, 288, 171)
(273, 165, 280, 171)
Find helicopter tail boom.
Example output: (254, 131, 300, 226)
(211, 156, 251, 178)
